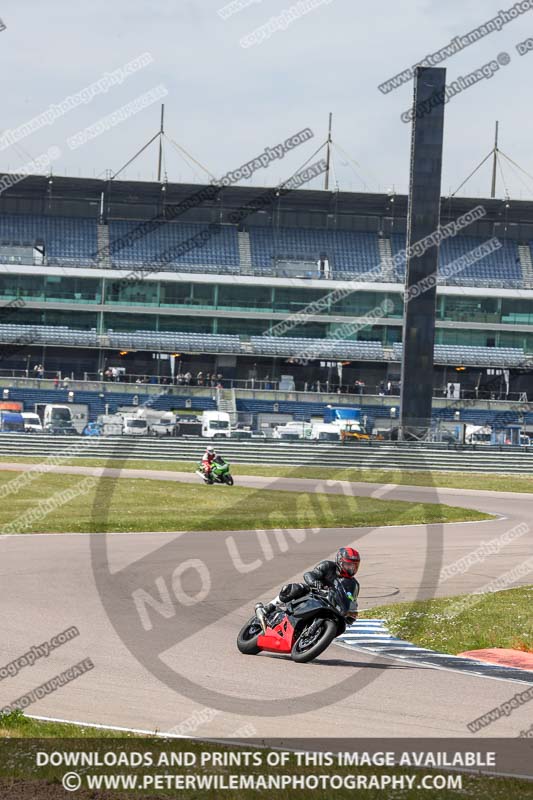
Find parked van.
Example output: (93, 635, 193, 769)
(122, 416, 148, 436)
(273, 421, 313, 440)
(310, 423, 340, 441)
(0, 410, 25, 432)
(201, 411, 231, 438)
(95, 415, 124, 436)
(149, 413, 177, 437)
(21, 412, 43, 433)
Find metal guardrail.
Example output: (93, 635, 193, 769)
(0, 434, 532, 473)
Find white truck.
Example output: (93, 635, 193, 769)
(464, 424, 491, 445)
(35, 403, 88, 434)
(21, 412, 43, 433)
(201, 410, 231, 438)
(122, 415, 148, 436)
(310, 422, 340, 441)
(95, 415, 125, 436)
(273, 421, 313, 440)
(123, 408, 177, 437)
(148, 412, 177, 437)
(38, 404, 76, 434)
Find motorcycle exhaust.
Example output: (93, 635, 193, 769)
(254, 603, 268, 635)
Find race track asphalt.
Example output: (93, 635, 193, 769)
(0, 462, 531, 739)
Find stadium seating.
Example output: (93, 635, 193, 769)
(0, 214, 97, 265)
(0, 323, 385, 360)
(0, 324, 98, 346)
(247, 227, 381, 276)
(0, 211, 524, 288)
(108, 221, 240, 270)
(392, 342, 525, 367)
(250, 336, 384, 360)
(391, 233, 521, 285)
(106, 330, 240, 353)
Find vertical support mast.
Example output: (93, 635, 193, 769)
(157, 104, 165, 182)
(324, 112, 333, 191)
(399, 67, 446, 439)
(490, 120, 499, 199)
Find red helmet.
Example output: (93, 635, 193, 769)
(336, 547, 360, 578)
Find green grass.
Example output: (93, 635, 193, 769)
(2, 455, 532, 493)
(0, 471, 490, 534)
(0, 714, 532, 799)
(363, 586, 533, 654)
(0, 710, 135, 739)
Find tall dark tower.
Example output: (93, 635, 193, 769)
(400, 66, 446, 438)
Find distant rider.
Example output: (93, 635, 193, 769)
(258, 547, 361, 623)
(202, 445, 217, 483)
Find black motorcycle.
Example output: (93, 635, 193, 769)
(237, 578, 353, 663)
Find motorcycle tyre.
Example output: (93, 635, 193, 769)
(237, 617, 262, 655)
(291, 618, 338, 663)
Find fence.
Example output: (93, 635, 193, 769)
(0, 433, 532, 473)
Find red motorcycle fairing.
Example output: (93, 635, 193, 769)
(257, 615, 295, 654)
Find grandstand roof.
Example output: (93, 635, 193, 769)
(1, 173, 531, 226)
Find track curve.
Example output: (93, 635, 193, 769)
(0, 464, 531, 738)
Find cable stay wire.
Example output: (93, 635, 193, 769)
(332, 141, 378, 190)
(164, 134, 217, 183)
(449, 150, 493, 198)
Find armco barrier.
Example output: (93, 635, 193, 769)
(0, 434, 533, 473)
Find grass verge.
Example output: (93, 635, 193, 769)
(0, 710, 135, 739)
(0, 714, 531, 799)
(2, 455, 532, 493)
(363, 586, 533, 654)
(0, 472, 490, 534)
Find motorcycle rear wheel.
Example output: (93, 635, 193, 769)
(237, 617, 262, 655)
(291, 618, 338, 663)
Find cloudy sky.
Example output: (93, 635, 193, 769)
(1, 0, 532, 199)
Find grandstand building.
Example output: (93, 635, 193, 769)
(1, 174, 533, 404)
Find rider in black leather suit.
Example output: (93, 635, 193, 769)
(261, 547, 361, 622)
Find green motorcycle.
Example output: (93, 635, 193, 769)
(195, 455, 234, 486)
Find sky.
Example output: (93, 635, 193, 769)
(1, 0, 533, 199)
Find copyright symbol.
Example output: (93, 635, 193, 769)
(62, 772, 81, 792)
(497, 51, 511, 65)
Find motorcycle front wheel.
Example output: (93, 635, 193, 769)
(237, 617, 262, 655)
(223, 473, 234, 486)
(291, 618, 338, 663)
